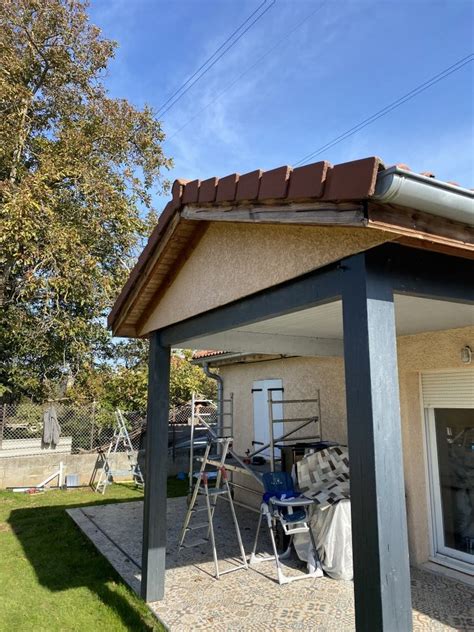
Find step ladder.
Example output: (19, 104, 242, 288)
(94, 409, 144, 494)
(178, 437, 248, 579)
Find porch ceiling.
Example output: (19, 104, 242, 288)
(183, 295, 474, 356)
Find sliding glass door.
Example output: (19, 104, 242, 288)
(426, 407, 474, 568)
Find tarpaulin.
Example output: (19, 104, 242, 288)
(294, 446, 353, 580)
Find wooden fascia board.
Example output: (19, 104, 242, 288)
(113, 212, 183, 336)
(181, 201, 368, 227)
(135, 222, 209, 336)
(367, 202, 474, 253)
(393, 236, 474, 260)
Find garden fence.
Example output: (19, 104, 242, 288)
(0, 400, 217, 460)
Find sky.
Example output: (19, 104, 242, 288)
(88, 0, 474, 210)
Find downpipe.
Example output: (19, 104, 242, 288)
(203, 363, 224, 442)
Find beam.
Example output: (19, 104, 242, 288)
(160, 243, 473, 348)
(373, 243, 474, 304)
(182, 201, 366, 226)
(141, 332, 170, 602)
(367, 202, 474, 250)
(160, 261, 344, 346)
(186, 331, 344, 357)
(342, 252, 412, 631)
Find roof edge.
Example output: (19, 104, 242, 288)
(108, 156, 473, 334)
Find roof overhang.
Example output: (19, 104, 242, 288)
(109, 156, 474, 337)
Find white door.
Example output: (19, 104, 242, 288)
(423, 370, 474, 572)
(252, 379, 283, 458)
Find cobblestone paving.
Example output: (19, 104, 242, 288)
(68, 498, 474, 631)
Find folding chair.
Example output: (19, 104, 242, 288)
(249, 471, 322, 584)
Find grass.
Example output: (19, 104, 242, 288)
(0, 478, 188, 632)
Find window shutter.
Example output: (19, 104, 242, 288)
(421, 369, 474, 408)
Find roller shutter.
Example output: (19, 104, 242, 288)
(421, 369, 474, 408)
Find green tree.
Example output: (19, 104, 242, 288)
(169, 350, 217, 406)
(68, 347, 217, 412)
(0, 0, 171, 401)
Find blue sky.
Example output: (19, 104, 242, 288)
(89, 0, 474, 208)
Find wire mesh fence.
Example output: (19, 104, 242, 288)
(0, 401, 144, 457)
(0, 400, 217, 459)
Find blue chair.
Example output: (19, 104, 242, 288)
(249, 471, 322, 584)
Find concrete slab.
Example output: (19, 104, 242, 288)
(68, 498, 474, 631)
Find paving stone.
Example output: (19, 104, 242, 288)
(68, 498, 474, 631)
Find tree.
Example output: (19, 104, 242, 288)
(169, 350, 217, 407)
(67, 346, 217, 412)
(0, 0, 172, 401)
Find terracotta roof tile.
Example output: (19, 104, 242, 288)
(198, 177, 218, 203)
(192, 350, 227, 359)
(258, 165, 292, 200)
(182, 179, 200, 204)
(287, 161, 329, 200)
(235, 169, 262, 201)
(216, 173, 239, 202)
(321, 157, 382, 201)
(172, 178, 189, 204)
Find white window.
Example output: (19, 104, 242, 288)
(423, 369, 474, 573)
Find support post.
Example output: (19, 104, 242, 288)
(141, 331, 170, 602)
(342, 253, 412, 631)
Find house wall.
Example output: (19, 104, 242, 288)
(141, 223, 391, 334)
(219, 325, 474, 567)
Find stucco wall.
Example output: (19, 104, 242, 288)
(219, 325, 474, 567)
(396, 326, 474, 565)
(141, 223, 390, 334)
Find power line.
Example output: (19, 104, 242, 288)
(165, 1, 328, 145)
(293, 53, 474, 166)
(158, 0, 276, 118)
(156, 0, 269, 115)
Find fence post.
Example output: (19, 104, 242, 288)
(90, 400, 96, 451)
(0, 403, 6, 448)
(172, 406, 176, 462)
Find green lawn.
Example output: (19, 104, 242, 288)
(0, 479, 187, 632)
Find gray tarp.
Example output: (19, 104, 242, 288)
(294, 500, 353, 580)
(42, 404, 61, 447)
(294, 446, 353, 580)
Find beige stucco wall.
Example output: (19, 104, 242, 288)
(219, 325, 474, 567)
(141, 223, 391, 334)
(397, 326, 474, 565)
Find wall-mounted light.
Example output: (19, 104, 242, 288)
(461, 345, 472, 364)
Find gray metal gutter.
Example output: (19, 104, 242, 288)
(373, 167, 474, 226)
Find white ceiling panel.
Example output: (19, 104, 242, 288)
(186, 295, 472, 354)
(234, 296, 473, 340)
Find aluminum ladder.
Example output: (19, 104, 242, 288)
(95, 409, 144, 494)
(178, 437, 248, 579)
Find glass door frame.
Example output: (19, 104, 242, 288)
(425, 406, 474, 573)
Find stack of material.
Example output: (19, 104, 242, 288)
(294, 446, 353, 580)
(298, 446, 350, 508)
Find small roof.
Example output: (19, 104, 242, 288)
(192, 350, 228, 359)
(109, 155, 473, 336)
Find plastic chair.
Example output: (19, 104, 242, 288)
(249, 471, 322, 584)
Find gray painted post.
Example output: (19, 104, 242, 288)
(141, 331, 170, 602)
(342, 253, 412, 631)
